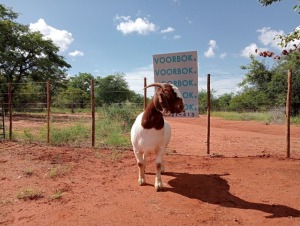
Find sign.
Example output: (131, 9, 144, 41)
(153, 51, 198, 117)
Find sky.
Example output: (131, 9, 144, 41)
(2, 0, 299, 96)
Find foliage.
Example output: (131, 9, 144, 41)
(211, 110, 285, 124)
(95, 73, 130, 105)
(257, 0, 300, 58)
(50, 123, 89, 146)
(96, 104, 140, 147)
(93, 73, 144, 106)
(0, 4, 71, 104)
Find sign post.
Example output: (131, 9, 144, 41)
(153, 51, 198, 117)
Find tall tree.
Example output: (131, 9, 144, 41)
(95, 73, 131, 106)
(240, 55, 273, 92)
(0, 4, 71, 102)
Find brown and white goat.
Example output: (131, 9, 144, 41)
(130, 83, 184, 191)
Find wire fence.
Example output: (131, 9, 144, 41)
(0, 73, 297, 158)
(0, 79, 145, 147)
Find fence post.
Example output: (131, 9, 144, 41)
(286, 70, 292, 158)
(144, 77, 147, 110)
(207, 74, 211, 155)
(8, 82, 12, 140)
(47, 80, 50, 144)
(91, 79, 95, 147)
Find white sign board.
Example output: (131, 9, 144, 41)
(153, 51, 198, 117)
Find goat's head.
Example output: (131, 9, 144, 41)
(145, 83, 185, 116)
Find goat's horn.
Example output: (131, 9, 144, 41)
(144, 83, 164, 89)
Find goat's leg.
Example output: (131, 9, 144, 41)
(155, 153, 163, 191)
(161, 159, 165, 174)
(135, 151, 146, 186)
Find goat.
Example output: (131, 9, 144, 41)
(130, 82, 184, 191)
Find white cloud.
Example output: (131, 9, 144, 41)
(241, 43, 260, 58)
(29, 19, 73, 52)
(204, 40, 217, 58)
(173, 0, 181, 4)
(240, 26, 300, 58)
(161, 27, 175, 33)
(198, 73, 243, 96)
(173, 35, 181, 40)
(115, 15, 157, 35)
(257, 27, 283, 50)
(125, 64, 154, 95)
(69, 50, 84, 57)
(186, 17, 193, 24)
(219, 53, 227, 59)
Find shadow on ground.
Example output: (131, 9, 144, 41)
(163, 172, 300, 218)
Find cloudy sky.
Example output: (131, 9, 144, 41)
(2, 0, 299, 95)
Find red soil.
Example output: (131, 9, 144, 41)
(1, 116, 300, 225)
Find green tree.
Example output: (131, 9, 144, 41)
(198, 89, 219, 113)
(52, 73, 93, 110)
(240, 55, 273, 92)
(95, 73, 131, 106)
(0, 4, 71, 103)
(217, 93, 234, 111)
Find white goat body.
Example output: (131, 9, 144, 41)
(130, 83, 184, 191)
(131, 112, 171, 191)
(131, 112, 171, 154)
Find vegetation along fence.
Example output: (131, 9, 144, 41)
(0, 71, 298, 158)
(0, 78, 146, 148)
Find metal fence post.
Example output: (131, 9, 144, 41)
(47, 80, 50, 144)
(286, 70, 292, 158)
(91, 79, 95, 147)
(207, 74, 211, 155)
(144, 77, 147, 110)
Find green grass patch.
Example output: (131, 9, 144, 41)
(50, 123, 89, 146)
(211, 110, 300, 125)
(291, 115, 300, 125)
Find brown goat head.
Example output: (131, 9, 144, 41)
(145, 83, 185, 116)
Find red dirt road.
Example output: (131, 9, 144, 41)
(1, 116, 300, 225)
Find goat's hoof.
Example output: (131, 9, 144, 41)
(138, 178, 146, 186)
(155, 182, 163, 192)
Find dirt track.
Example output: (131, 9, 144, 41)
(1, 116, 300, 225)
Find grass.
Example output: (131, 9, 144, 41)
(50, 122, 89, 146)
(50, 189, 63, 200)
(49, 165, 72, 178)
(8, 105, 299, 148)
(291, 116, 300, 125)
(9, 105, 139, 148)
(210, 110, 298, 125)
(17, 188, 43, 200)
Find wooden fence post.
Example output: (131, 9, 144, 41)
(47, 80, 50, 144)
(144, 77, 147, 110)
(91, 79, 95, 147)
(207, 74, 211, 155)
(8, 82, 12, 140)
(286, 70, 292, 158)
